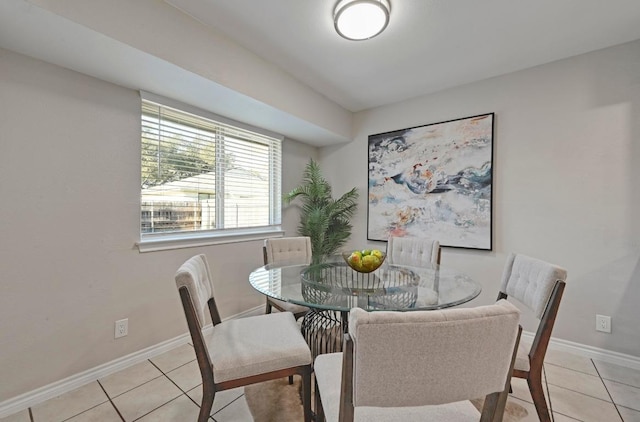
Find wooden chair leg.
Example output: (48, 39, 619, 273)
(294, 310, 309, 320)
(198, 383, 215, 422)
(528, 373, 551, 422)
(302, 366, 312, 422)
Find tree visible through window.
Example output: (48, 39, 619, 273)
(140, 99, 282, 238)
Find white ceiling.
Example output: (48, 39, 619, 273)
(167, 0, 640, 112)
(2, 0, 640, 146)
(0, 0, 353, 146)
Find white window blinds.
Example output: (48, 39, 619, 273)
(141, 98, 282, 238)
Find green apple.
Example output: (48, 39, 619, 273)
(362, 254, 377, 269)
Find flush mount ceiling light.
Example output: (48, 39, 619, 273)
(334, 0, 391, 41)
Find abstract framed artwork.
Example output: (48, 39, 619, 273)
(367, 113, 494, 250)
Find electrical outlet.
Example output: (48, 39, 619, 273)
(115, 318, 128, 338)
(596, 314, 611, 333)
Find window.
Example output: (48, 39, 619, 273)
(140, 94, 282, 248)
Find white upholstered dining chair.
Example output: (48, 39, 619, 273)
(387, 236, 441, 267)
(497, 253, 567, 422)
(314, 300, 522, 422)
(263, 236, 313, 320)
(175, 254, 313, 422)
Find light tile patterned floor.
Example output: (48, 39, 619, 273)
(2, 343, 639, 421)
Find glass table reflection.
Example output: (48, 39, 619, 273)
(249, 257, 481, 356)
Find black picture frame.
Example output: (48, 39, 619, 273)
(367, 113, 494, 250)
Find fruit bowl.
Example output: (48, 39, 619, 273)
(342, 249, 386, 273)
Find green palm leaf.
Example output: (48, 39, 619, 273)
(284, 159, 358, 259)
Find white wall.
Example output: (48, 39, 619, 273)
(19, 0, 351, 145)
(0, 48, 317, 401)
(320, 39, 640, 357)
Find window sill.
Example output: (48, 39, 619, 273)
(136, 227, 285, 253)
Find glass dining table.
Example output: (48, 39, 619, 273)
(249, 256, 482, 356)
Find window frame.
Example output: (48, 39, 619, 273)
(137, 92, 284, 252)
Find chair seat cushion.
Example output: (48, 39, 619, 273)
(314, 353, 480, 422)
(269, 298, 309, 315)
(513, 341, 530, 372)
(207, 311, 311, 383)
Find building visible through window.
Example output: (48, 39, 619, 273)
(140, 98, 282, 239)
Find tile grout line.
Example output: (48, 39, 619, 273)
(146, 358, 209, 416)
(103, 374, 166, 402)
(545, 361, 600, 377)
(26, 351, 199, 422)
(535, 374, 597, 422)
(183, 389, 202, 409)
(590, 358, 640, 389)
(544, 378, 622, 403)
(99, 356, 191, 422)
(207, 394, 247, 419)
(147, 359, 193, 395)
(138, 343, 200, 408)
(544, 361, 634, 403)
(590, 358, 624, 421)
(147, 355, 250, 417)
(609, 380, 640, 390)
(130, 395, 189, 422)
(618, 404, 640, 416)
(25, 382, 112, 422)
(96, 379, 125, 422)
(55, 392, 111, 422)
(542, 377, 626, 421)
(104, 355, 195, 402)
(122, 359, 192, 422)
(597, 376, 640, 390)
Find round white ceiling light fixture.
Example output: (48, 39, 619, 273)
(334, 0, 391, 41)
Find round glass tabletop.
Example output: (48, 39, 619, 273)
(249, 257, 481, 312)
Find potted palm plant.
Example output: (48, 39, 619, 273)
(284, 159, 358, 261)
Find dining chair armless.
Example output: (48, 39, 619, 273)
(387, 236, 441, 267)
(263, 236, 313, 320)
(497, 253, 567, 422)
(314, 300, 522, 422)
(175, 254, 313, 422)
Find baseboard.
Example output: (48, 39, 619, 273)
(0, 305, 264, 419)
(521, 330, 640, 371)
(232, 304, 266, 319)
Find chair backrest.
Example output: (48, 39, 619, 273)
(387, 236, 440, 267)
(263, 236, 313, 265)
(500, 253, 567, 319)
(347, 300, 520, 408)
(175, 254, 219, 329)
(175, 255, 221, 390)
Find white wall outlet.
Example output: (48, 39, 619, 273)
(595, 314, 611, 333)
(115, 318, 128, 338)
